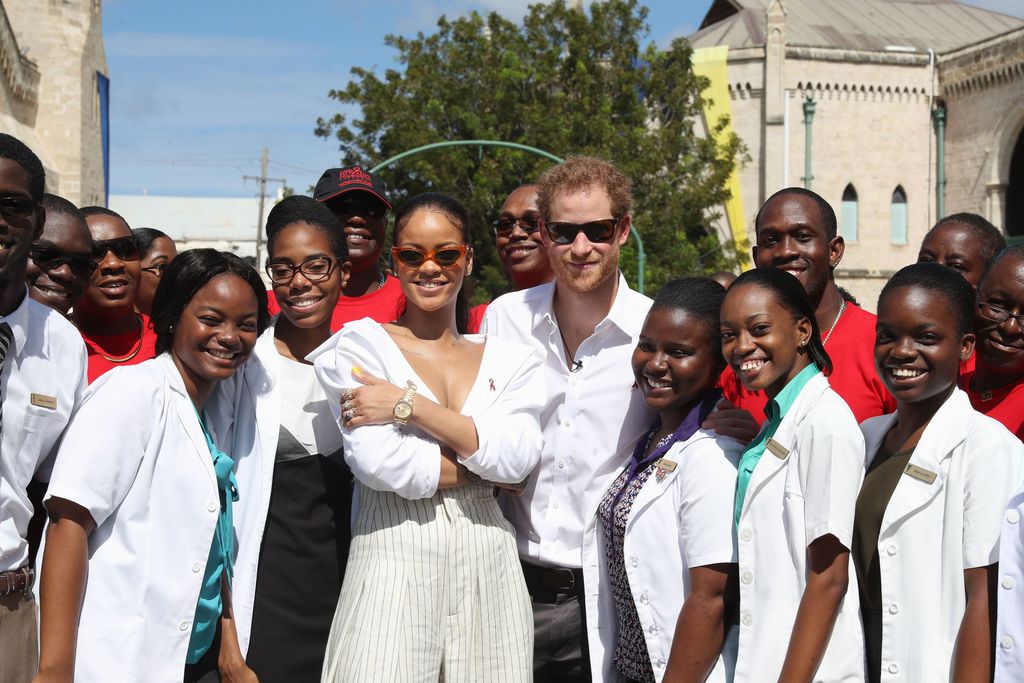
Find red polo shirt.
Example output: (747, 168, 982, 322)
(267, 275, 406, 331)
(722, 303, 896, 424)
(961, 372, 1024, 441)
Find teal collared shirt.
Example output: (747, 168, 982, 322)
(734, 364, 821, 526)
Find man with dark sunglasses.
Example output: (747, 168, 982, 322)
(0, 134, 88, 683)
(75, 207, 156, 382)
(26, 194, 95, 316)
(269, 166, 405, 330)
(467, 184, 554, 333)
(482, 156, 654, 680)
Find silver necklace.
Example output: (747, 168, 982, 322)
(822, 299, 847, 345)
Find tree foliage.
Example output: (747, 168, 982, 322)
(315, 0, 744, 300)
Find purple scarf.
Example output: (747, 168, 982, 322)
(605, 390, 721, 534)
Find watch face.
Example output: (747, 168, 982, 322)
(394, 402, 412, 420)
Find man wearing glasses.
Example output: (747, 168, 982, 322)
(267, 166, 405, 331)
(25, 194, 95, 317)
(482, 156, 653, 680)
(0, 133, 88, 683)
(74, 207, 156, 382)
(467, 184, 554, 332)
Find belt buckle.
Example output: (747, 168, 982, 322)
(554, 567, 575, 591)
(21, 567, 33, 596)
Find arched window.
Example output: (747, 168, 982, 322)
(840, 184, 858, 242)
(890, 186, 908, 244)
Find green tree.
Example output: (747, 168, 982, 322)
(316, 0, 744, 301)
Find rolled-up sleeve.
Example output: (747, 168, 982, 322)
(460, 351, 545, 484)
(311, 331, 442, 499)
(963, 424, 1024, 568)
(45, 369, 156, 528)
(798, 400, 866, 550)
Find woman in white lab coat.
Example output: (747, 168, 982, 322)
(311, 193, 542, 682)
(720, 268, 865, 683)
(34, 249, 270, 683)
(582, 278, 743, 683)
(207, 196, 354, 682)
(853, 262, 1024, 683)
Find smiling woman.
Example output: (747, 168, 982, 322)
(35, 249, 271, 683)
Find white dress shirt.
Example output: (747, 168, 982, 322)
(582, 427, 743, 682)
(43, 354, 225, 682)
(0, 289, 87, 572)
(481, 274, 653, 569)
(861, 388, 1024, 683)
(734, 372, 866, 682)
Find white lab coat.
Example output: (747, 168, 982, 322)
(582, 427, 743, 682)
(734, 372, 866, 683)
(43, 353, 223, 683)
(861, 388, 1024, 682)
(204, 321, 282, 658)
(998, 481, 1024, 682)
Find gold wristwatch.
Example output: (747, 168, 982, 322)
(393, 380, 417, 427)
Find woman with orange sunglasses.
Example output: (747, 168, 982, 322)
(310, 192, 542, 682)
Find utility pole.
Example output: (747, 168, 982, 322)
(243, 147, 286, 271)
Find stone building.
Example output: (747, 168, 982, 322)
(689, 0, 1024, 307)
(0, 0, 108, 206)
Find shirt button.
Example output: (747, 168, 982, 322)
(887, 662, 899, 674)
(192, 562, 202, 573)
(639, 593, 649, 605)
(886, 544, 898, 556)
(1003, 576, 1016, 590)
(630, 556, 639, 568)
(558, 461, 566, 470)
(888, 603, 899, 615)
(552, 502, 560, 510)
(1008, 510, 1021, 525)
(207, 502, 217, 513)
(741, 612, 753, 627)
(740, 528, 753, 542)
(1002, 636, 1014, 650)
(740, 570, 754, 585)
(179, 621, 190, 632)
(648, 624, 659, 635)
(656, 658, 666, 668)
(563, 420, 570, 428)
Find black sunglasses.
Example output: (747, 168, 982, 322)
(492, 216, 542, 236)
(328, 193, 388, 219)
(0, 195, 36, 221)
(93, 236, 140, 262)
(30, 244, 98, 278)
(543, 217, 621, 245)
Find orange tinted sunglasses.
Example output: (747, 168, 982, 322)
(391, 244, 469, 269)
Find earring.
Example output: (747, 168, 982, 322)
(168, 325, 175, 333)
(799, 339, 808, 348)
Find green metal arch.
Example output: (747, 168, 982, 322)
(368, 140, 645, 292)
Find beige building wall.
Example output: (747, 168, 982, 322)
(2, 0, 107, 206)
(940, 28, 1024, 234)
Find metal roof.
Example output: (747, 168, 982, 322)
(688, 0, 1024, 53)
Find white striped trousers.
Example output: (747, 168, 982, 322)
(321, 482, 533, 682)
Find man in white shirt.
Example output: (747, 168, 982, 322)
(482, 156, 653, 680)
(0, 133, 88, 683)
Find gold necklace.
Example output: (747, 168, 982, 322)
(95, 314, 145, 363)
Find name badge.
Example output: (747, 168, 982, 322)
(30, 393, 57, 410)
(655, 458, 677, 483)
(766, 438, 789, 460)
(903, 463, 937, 485)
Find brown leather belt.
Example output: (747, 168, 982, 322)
(521, 561, 584, 596)
(0, 567, 34, 596)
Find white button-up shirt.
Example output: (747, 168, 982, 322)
(44, 354, 223, 682)
(482, 275, 653, 569)
(583, 427, 743, 682)
(860, 388, 1024, 683)
(0, 289, 87, 572)
(734, 372, 866, 682)
(998, 483, 1024, 682)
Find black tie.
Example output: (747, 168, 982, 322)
(0, 323, 12, 449)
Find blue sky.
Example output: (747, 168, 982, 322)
(103, 0, 1023, 198)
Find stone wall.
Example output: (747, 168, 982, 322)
(2, 0, 107, 206)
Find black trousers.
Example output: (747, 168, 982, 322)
(525, 564, 593, 682)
